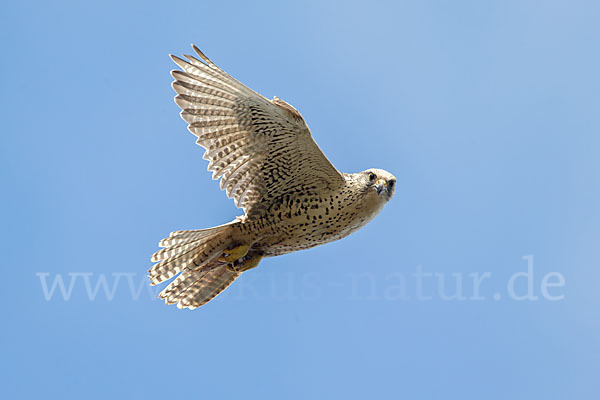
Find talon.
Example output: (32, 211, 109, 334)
(240, 254, 262, 271)
(227, 253, 262, 273)
(219, 244, 250, 263)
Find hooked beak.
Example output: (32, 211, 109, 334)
(375, 179, 387, 195)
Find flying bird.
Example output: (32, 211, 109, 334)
(149, 45, 396, 309)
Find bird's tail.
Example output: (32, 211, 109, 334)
(148, 221, 245, 309)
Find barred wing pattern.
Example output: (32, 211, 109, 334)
(171, 46, 344, 217)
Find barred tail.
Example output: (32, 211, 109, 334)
(158, 261, 240, 309)
(148, 221, 240, 309)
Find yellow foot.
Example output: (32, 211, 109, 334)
(219, 244, 250, 263)
(227, 253, 263, 273)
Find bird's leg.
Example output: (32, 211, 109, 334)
(227, 253, 263, 273)
(219, 243, 250, 263)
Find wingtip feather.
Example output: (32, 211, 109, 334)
(170, 54, 189, 69)
(192, 44, 211, 64)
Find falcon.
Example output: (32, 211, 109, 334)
(149, 45, 396, 309)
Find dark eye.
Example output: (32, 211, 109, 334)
(388, 179, 395, 190)
(368, 172, 376, 182)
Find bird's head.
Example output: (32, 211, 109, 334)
(360, 168, 396, 203)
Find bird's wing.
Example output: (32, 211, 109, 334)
(170, 45, 345, 217)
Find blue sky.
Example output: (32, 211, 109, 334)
(2, 0, 599, 398)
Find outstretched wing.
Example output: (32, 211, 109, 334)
(170, 45, 345, 217)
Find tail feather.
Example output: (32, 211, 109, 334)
(157, 261, 223, 302)
(178, 267, 240, 310)
(149, 220, 243, 309)
(149, 222, 234, 285)
(158, 229, 216, 248)
(160, 261, 240, 309)
(158, 268, 203, 302)
(152, 237, 217, 263)
(149, 247, 214, 285)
